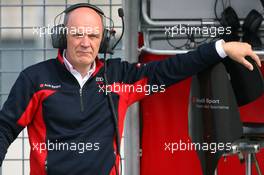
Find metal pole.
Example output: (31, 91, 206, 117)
(246, 153, 252, 175)
(0, 1, 1, 174)
(123, 0, 140, 174)
(20, 0, 25, 174)
(253, 154, 262, 175)
(43, 0, 46, 60)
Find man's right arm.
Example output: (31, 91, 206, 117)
(0, 71, 35, 166)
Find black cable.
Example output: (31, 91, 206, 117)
(165, 32, 190, 49)
(221, 0, 226, 9)
(102, 8, 124, 175)
(112, 9, 124, 50)
(105, 15, 115, 31)
(214, 0, 220, 21)
(195, 37, 210, 44)
(103, 52, 121, 175)
(260, 0, 264, 9)
(228, 0, 231, 7)
(54, 11, 64, 27)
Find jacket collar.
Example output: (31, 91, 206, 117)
(57, 49, 104, 77)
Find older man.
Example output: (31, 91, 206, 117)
(0, 3, 261, 175)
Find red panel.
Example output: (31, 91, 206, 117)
(217, 148, 264, 175)
(239, 94, 264, 123)
(140, 53, 202, 175)
(240, 61, 264, 123)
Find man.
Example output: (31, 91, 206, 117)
(0, 3, 261, 175)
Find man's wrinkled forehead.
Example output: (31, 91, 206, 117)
(64, 7, 104, 28)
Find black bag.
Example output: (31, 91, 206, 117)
(188, 59, 264, 175)
(188, 62, 243, 175)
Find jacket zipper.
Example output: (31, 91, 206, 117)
(79, 88, 84, 112)
(45, 159, 48, 173)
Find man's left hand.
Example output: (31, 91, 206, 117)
(223, 41, 262, 71)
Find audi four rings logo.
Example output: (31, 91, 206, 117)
(96, 77, 104, 82)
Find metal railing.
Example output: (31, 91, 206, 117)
(140, 0, 264, 58)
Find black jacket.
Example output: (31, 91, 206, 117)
(0, 42, 222, 175)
